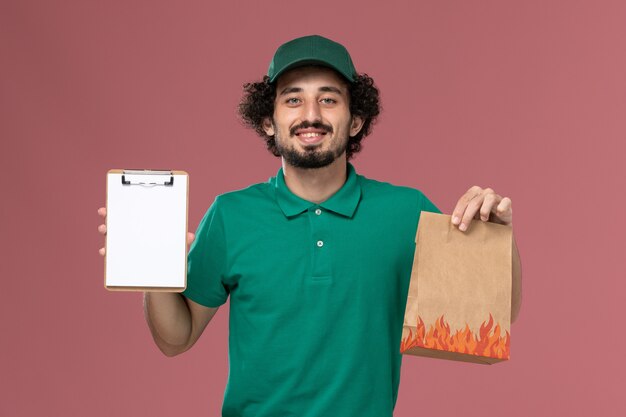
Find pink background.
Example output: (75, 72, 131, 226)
(2, 1, 624, 416)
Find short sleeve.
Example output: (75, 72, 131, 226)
(182, 197, 229, 308)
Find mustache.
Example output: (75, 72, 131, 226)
(289, 121, 333, 137)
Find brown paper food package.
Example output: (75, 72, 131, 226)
(401, 212, 512, 364)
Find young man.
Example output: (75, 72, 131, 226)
(98, 35, 522, 417)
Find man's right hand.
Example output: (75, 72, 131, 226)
(97, 206, 216, 357)
(97, 207, 195, 256)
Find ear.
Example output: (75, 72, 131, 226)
(349, 116, 365, 137)
(262, 117, 275, 136)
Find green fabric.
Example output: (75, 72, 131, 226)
(267, 35, 357, 83)
(183, 163, 441, 417)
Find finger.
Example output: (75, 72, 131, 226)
(459, 200, 482, 231)
(496, 197, 513, 225)
(451, 186, 485, 225)
(98, 207, 107, 217)
(99, 247, 106, 256)
(187, 232, 195, 246)
(497, 197, 512, 214)
(98, 224, 107, 235)
(458, 189, 489, 231)
(479, 193, 502, 221)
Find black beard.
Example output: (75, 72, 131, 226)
(274, 120, 346, 169)
(278, 144, 340, 169)
(275, 133, 347, 169)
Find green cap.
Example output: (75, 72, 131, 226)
(267, 35, 357, 83)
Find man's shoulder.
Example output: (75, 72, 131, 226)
(213, 180, 273, 208)
(357, 173, 429, 201)
(356, 172, 441, 214)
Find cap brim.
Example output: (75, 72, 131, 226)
(269, 58, 354, 83)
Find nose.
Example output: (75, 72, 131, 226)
(302, 99, 322, 122)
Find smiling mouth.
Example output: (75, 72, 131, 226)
(295, 131, 327, 144)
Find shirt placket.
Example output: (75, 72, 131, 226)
(308, 206, 332, 279)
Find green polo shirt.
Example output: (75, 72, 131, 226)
(183, 163, 441, 417)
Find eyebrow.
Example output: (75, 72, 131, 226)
(278, 86, 344, 96)
(319, 86, 343, 94)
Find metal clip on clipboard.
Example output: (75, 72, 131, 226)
(121, 169, 174, 186)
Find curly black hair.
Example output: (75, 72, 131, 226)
(238, 72, 381, 159)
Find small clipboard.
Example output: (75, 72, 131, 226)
(104, 169, 189, 291)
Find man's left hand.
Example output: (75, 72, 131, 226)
(451, 186, 513, 232)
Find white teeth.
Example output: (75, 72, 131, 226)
(300, 132, 322, 138)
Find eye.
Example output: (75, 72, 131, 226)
(320, 98, 337, 104)
(286, 97, 301, 104)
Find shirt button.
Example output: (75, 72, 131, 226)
(315, 208, 322, 215)
(316, 240, 324, 247)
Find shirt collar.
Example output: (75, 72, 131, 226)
(271, 163, 362, 218)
